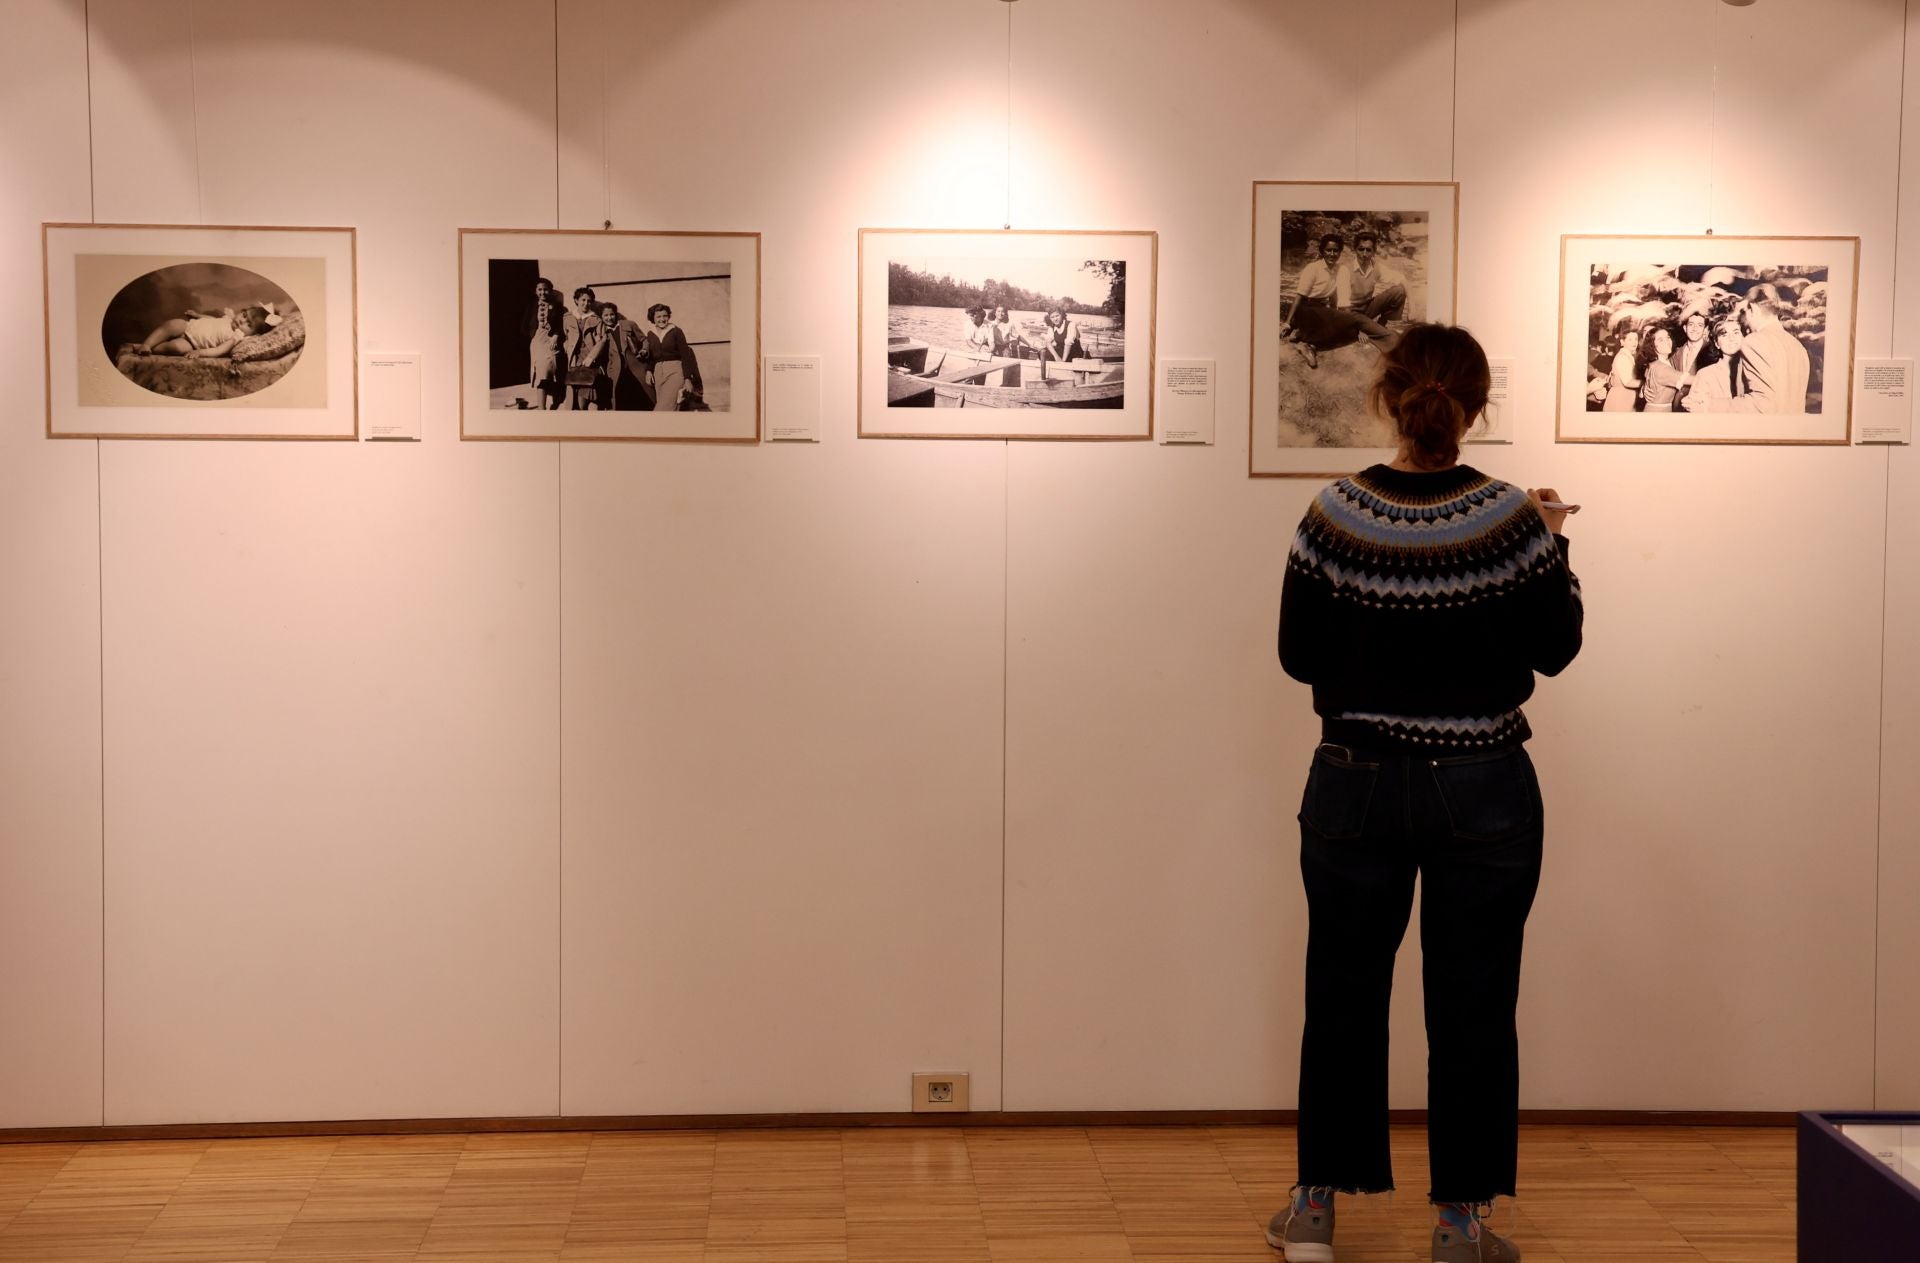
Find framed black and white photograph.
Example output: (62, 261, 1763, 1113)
(43, 222, 357, 440)
(858, 228, 1156, 440)
(460, 228, 760, 442)
(1557, 234, 1859, 445)
(1249, 181, 1457, 477)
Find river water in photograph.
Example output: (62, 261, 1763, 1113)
(887, 306, 1125, 359)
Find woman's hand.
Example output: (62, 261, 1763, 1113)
(1528, 487, 1573, 535)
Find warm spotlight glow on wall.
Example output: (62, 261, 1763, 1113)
(879, 115, 1010, 225)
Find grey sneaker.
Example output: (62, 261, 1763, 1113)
(1432, 1204, 1521, 1262)
(1265, 1187, 1334, 1261)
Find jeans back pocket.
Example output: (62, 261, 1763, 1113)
(1429, 746, 1541, 843)
(1298, 747, 1379, 840)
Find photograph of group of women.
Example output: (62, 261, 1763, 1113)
(485, 257, 730, 414)
(1583, 262, 1828, 417)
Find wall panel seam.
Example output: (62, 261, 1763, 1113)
(1873, 0, 1914, 1108)
(96, 440, 105, 1127)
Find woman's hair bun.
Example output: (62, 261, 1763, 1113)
(1366, 323, 1491, 470)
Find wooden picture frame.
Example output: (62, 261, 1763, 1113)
(1557, 234, 1859, 445)
(43, 222, 358, 440)
(459, 228, 761, 442)
(858, 228, 1157, 440)
(1248, 181, 1458, 478)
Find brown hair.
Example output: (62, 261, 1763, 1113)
(1367, 322, 1490, 470)
(1634, 320, 1676, 376)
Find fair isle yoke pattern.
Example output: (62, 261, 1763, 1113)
(1331, 709, 1530, 750)
(1288, 469, 1572, 610)
(1278, 462, 1585, 755)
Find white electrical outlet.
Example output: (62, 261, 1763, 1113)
(911, 1071, 970, 1113)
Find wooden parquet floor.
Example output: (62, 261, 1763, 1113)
(0, 1124, 1796, 1261)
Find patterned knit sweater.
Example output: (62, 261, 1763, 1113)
(1279, 464, 1584, 752)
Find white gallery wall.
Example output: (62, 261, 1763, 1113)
(0, 0, 1914, 1128)
(0, 0, 101, 1130)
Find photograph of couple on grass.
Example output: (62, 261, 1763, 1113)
(1249, 182, 1458, 477)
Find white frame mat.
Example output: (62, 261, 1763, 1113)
(1557, 233, 1859, 445)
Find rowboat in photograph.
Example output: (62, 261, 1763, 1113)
(885, 340, 1124, 408)
(888, 335, 931, 375)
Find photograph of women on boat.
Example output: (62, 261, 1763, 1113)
(1249, 181, 1456, 476)
(883, 256, 1126, 408)
(1556, 234, 1857, 445)
(459, 229, 760, 442)
(858, 229, 1156, 440)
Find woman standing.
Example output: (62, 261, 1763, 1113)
(565, 287, 610, 412)
(1601, 326, 1641, 411)
(1680, 315, 1744, 412)
(642, 303, 703, 412)
(1637, 322, 1688, 412)
(1272, 323, 1583, 1263)
(524, 276, 567, 410)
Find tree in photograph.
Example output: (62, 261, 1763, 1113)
(1082, 260, 1125, 327)
(888, 262, 1083, 316)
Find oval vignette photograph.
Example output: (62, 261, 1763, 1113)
(100, 261, 305, 402)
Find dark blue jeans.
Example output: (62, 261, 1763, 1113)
(1295, 741, 1544, 1203)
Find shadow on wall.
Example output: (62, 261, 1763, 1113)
(1219, 0, 1892, 113)
(83, 0, 750, 131)
(76, 0, 1509, 150)
(87, 0, 1908, 126)
(1213, 0, 1493, 99)
(81, 0, 1008, 227)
